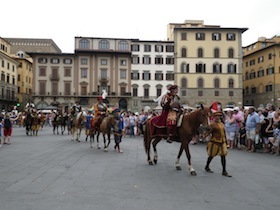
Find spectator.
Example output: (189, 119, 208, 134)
(225, 110, 237, 149)
(3, 113, 12, 145)
(268, 122, 280, 156)
(261, 111, 273, 153)
(238, 122, 246, 150)
(0, 120, 3, 147)
(245, 107, 260, 152)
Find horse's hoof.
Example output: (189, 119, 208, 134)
(148, 161, 153, 165)
(153, 159, 157, 165)
(190, 171, 197, 176)
(98, 147, 101, 149)
(176, 166, 182, 170)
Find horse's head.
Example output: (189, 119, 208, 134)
(195, 106, 211, 135)
(109, 115, 119, 132)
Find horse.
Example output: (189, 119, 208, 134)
(90, 115, 118, 152)
(71, 111, 86, 142)
(144, 105, 211, 176)
(52, 113, 61, 134)
(60, 113, 69, 135)
(24, 112, 33, 136)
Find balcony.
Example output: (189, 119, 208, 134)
(98, 76, 109, 83)
(49, 74, 60, 81)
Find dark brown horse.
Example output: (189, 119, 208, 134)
(144, 105, 211, 175)
(90, 115, 118, 151)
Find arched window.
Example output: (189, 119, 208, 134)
(197, 48, 203, 58)
(181, 48, 187, 57)
(197, 78, 204, 88)
(181, 78, 187, 88)
(228, 48, 234, 58)
(228, 78, 234, 88)
(214, 78, 220, 88)
(181, 63, 189, 73)
(99, 39, 110, 50)
(118, 41, 128, 51)
(214, 48, 220, 58)
(79, 39, 89, 49)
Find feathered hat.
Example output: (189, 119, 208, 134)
(102, 90, 108, 99)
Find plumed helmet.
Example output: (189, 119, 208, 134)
(168, 85, 178, 91)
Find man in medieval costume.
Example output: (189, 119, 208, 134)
(92, 90, 109, 130)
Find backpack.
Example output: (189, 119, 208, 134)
(4, 118, 11, 129)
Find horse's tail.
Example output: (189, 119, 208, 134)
(143, 119, 151, 154)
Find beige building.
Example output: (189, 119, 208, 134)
(74, 37, 132, 110)
(0, 37, 19, 111)
(167, 20, 247, 108)
(243, 36, 280, 108)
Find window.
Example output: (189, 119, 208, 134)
(229, 91, 234, 97)
(81, 68, 87, 78)
(64, 68, 71, 77)
(215, 91, 219, 96)
(268, 53, 272, 60)
(214, 78, 220, 88)
(251, 87, 256, 94)
(144, 86, 149, 98)
(101, 69, 107, 79)
(101, 59, 107, 65)
(132, 87, 138, 97)
(196, 33, 205, 40)
(228, 48, 234, 58)
(166, 72, 174, 80)
(38, 58, 47, 63)
(197, 78, 204, 88)
(120, 60, 126, 66)
(131, 55, 139, 64)
(155, 45, 163, 52)
(212, 33, 221, 41)
(181, 78, 187, 88)
(227, 64, 236, 73)
(39, 68, 46, 76)
(81, 58, 88, 65)
(143, 56, 151, 64)
(181, 48, 187, 57)
(63, 58, 72, 64)
(166, 56, 174, 65)
(181, 63, 189, 73)
(257, 68, 264, 77)
(228, 79, 234, 88)
(118, 41, 128, 51)
(196, 63, 206, 73)
(131, 44, 139, 51)
(39, 82, 46, 95)
(144, 44, 151, 52)
(99, 39, 110, 50)
(120, 69, 126, 79)
(81, 86, 87, 95)
(131, 71, 139, 80)
(51, 82, 58, 95)
(250, 71, 256, 79)
(155, 56, 163, 64)
(166, 45, 174, 52)
(142, 71, 150, 80)
(198, 90, 203, 96)
(197, 48, 203, 57)
(213, 63, 222, 73)
(155, 72, 163, 80)
(181, 90, 187, 97)
(181, 33, 187, 40)
(266, 67, 274, 75)
(120, 87, 126, 95)
(64, 82, 71, 95)
(214, 48, 220, 58)
(51, 58, 59, 64)
(156, 88, 162, 97)
(79, 39, 89, 49)
(227, 33, 236, 41)
(258, 56, 264, 63)
(265, 84, 273, 92)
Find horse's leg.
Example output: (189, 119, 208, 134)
(103, 133, 108, 152)
(76, 128, 81, 142)
(175, 143, 184, 170)
(152, 138, 161, 164)
(184, 143, 196, 176)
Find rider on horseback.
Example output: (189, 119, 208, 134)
(153, 85, 181, 143)
(92, 95, 108, 130)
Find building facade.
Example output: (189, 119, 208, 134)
(0, 37, 19, 112)
(243, 36, 280, 108)
(131, 40, 174, 112)
(167, 20, 247, 108)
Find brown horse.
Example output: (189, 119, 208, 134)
(144, 105, 211, 176)
(71, 111, 86, 142)
(90, 115, 118, 151)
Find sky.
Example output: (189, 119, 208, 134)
(1, 0, 280, 53)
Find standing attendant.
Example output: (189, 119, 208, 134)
(203, 111, 232, 177)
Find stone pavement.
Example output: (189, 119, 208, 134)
(0, 126, 279, 210)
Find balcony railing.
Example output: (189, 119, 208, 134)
(49, 74, 60, 81)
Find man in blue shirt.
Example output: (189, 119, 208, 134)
(245, 107, 260, 152)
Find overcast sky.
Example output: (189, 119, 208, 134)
(2, 0, 280, 53)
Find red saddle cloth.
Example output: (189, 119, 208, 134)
(150, 110, 169, 138)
